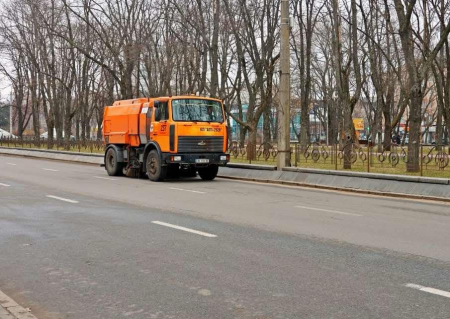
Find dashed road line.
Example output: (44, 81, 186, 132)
(0, 288, 38, 318)
(295, 205, 363, 217)
(169, 187, 206, 194)
(94, 176, 117, 181)
(152, 221, 217, 238)
(405, 283, 450, 299)
(0, 183, 11, 187)
(6, 163, 17, 166)
(46, 195, 79, 204)
(42, 168, 59, 172)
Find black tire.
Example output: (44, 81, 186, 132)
(198, 165, 219, 180)
(105, 147, 124, 176)
(146, 150, 167, 181)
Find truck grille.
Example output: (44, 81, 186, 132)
(178, 136, 224, 153)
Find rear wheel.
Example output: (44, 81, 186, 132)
(105, 148, 124, 176)
(146, 150, 167, 181)
(198, 165, 219, 180)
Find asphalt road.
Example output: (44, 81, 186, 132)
(1, 155, 450, 318)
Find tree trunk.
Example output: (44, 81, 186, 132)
(375, 98, 383, 152)
(383, 103, 392, 151)
(436, 96, 443, 150)
(47, 121, 55, 149)
(15, 91, 24, 139)
(239, 127, 246, 148)
(247, 127, 257, 161)
(76, 114, 80, 141)
(81, 115, 86, 141)
(86, 122, 91, 140)
(406, 89, 423, 172)
(263, 107, 271, 145)
(343, 100, 354, 169)
(64, 116, 72, 150)
(300, 102, 310, 150)
(328, 101, 337, 145)
(209, 0, 220, 98)
(31, 81, 40, 140)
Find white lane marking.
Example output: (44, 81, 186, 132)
(42, 168, 59, 172)
(0, 289, 38, 319)
(94, 176, 117, 181)
(46, 195, 79, 204)
(0, 183, 11, 187)
(6, 162, 16, 166)
(152, 221, 217, 238)
(405, 283, 450, 299)
(295, 205, 363, 217)
(169, 187, 206, 194)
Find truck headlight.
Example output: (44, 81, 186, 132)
(220, 155, 227, 161)
(173, 156, 182, 161)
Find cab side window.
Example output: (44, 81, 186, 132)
(154, 102, 168, 121)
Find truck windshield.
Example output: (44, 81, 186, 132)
(172, 99, 224, 123)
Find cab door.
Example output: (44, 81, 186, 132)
(150, 101, 170, 152)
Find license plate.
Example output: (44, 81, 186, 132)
(195, 158, 209, 163)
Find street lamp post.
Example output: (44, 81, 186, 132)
(277, 0, 291, 169)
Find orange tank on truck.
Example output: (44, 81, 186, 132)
(102, 96, 230, 181)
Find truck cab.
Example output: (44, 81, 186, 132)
(103, 95, 229, 181)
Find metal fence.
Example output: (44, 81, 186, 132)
(0, 137, 104, 153)
(228, 141, 450, 176)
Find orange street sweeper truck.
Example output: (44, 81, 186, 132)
(102, 95, 230, 181)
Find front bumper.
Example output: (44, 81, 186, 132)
(162, 153, 229, 165)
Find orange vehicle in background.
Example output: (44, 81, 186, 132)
(102, 95, 229, 181)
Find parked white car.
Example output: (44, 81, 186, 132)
(0, 128, 16, 138)
(40, 129, 75, 140)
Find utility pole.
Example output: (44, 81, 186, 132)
(277, 0, 291, 169)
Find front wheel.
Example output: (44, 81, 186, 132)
(105, 148, 124, 176)
(198, 165, 219, 180)
(146, 150, 167, 181)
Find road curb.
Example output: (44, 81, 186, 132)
(283, 166, 450, 185)
(0, 147, 102, 165)
(226, 162, 277, 170)
(217, 175, 450, 204)
(0, 146, 102, 157)
(0, 290, 37, 319)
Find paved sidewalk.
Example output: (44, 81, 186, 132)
(0, 291, 37, 319)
